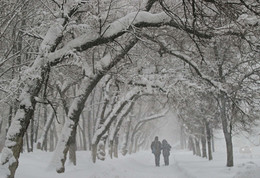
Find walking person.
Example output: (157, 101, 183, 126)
(151, 136, 162, 167)
(161, 139, 171, 166)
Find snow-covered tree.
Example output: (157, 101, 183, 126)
(1, 0, 260, 177)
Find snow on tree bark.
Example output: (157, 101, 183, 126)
(47, 9, 215, 66)
(0, 66, 47, 178)
(91, 88, 139, 163)
(0, 1, 86, 175)
(50, 38, 138, 172)
(108, 99, 137, 159)
(0, 7, 214, 175)
(1, 1, 254, 176)
(121, 116, 132, 156)
(97, 135, 107, 161)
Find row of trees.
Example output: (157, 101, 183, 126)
(0, 0, 259, 177)
(173, 31, 260, 165)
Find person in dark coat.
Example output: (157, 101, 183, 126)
(161, 139, 171, 166)
(151, 136, 162, 167)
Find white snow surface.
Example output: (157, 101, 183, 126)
(1, 145, 260, 178)
(1, 129, 260, 178)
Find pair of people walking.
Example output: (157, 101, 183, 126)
(151, 136, 171, 167)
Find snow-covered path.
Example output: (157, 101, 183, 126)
(10, 150, 187, 178)
(2, 146, 260, 178)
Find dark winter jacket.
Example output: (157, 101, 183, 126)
(151, 140, 162, 155)
(161, 140, 171, 157)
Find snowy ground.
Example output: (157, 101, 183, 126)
(174, 147, 260, 178)
(4, 150, 186, 178)
(1, 146, 260, 178)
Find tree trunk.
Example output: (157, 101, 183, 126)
(6, 106, 13, 133)
(129, 139, 134, 155)
(137, 136, 145, 152)
(25, 131, 30, 152)
(49, 124, 54, 152)
(114, 135, 119, 158)
(8, 107, 13, 128)
(34, 105, 41, 143)
(220, 92, 233, 167)
(211, 130, 215, 152)
(133, 134, 140, 153)
(78, 125, 83, 150)
(0, 117, 3, 152)
(121, 117, 132, 156)
(97, 139, 106, 161)
(69, 129, 77, 165)
(180, 124, 186, 149)
(224, 132, 233, 166)
(69, 87, 78, 164)
(94, 89, 103, 137)
(30, 117, 34, 152)
(109, 140, 113, 159)
(195, 138, 201, 157)
(188, 137, 196, 155)
(43, 105, 48, 151)
(53, 123, 58, 149)
(0, 116, 3, 134)
(97, 136, 107, 161)
(205, 120, 213, 160)
(91, 144, 98, 163)
(81, 114, 87, 150)
(91, 91, 96, 136)
(36, 109, 55, 150)
(201, 128, 207, 158)
(87, 109, 92, 151)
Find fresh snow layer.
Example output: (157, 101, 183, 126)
(1, 146, 260, 178)
(174, 148, 260, 178)
(6, 150, 186, 178)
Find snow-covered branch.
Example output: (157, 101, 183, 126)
(92, 87, 140, 145)
(91, 88, 139, 163)
(50, 36, 140, 171)
(142, 34, 227, 92)
(47, 10, 213, 65)
(116, 74, 167, 93)
(108, 97, 137, 142)
(0, 1, 88, 177)
(93, 89, 139, 143)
